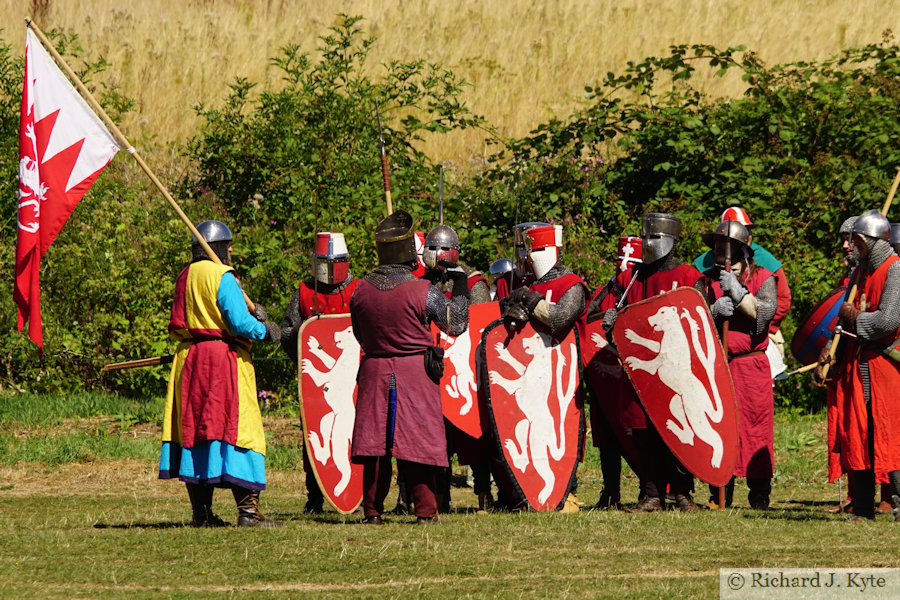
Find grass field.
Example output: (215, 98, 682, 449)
(2, 1, 899, 166)
(1, 392, 898, 599)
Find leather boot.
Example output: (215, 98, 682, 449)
(591, 489, 622, 511)
(187, 483, 227, 527)
(673, 494, 699, 511)
(625, 496, 663, 513)
(232, 487, 284, 527)
(477, 492, 494, 514)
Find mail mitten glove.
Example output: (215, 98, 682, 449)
(601, 308, 618, 333)
(263, 321, 281, 344)
(710, 296, 735, 319)
(719, 270, 747, 304)
(252, 304, 268, 322)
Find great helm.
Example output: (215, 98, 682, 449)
(702, 219, 753, 266)
(641, 212, 682, 264)
(852, 209, 891, 241)
(617, 236, 642, 272)
(374, 210, 418, 266)
(423, 224, 460, 270)
(523, 224, 563, 280)
(191, 219, 233, 262)
(312, 232, 350, 285)
(512, 222, 550, 274)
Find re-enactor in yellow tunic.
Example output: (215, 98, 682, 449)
(158, 220, 283, 527)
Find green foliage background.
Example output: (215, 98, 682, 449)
(1, 17, 899, 411)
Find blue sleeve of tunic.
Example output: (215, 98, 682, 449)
(218, 272, 266, 340)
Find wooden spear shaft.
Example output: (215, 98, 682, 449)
(714, 246, 732, 510)
(820, 166, 900, 380)
(25, 18, 255, 312)
(375, 98, 393, 215)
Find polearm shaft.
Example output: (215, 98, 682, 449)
(821, 166, 900, 380)
(25, 18, 255, 312)
(438, 164, 444, 225)
(101, 355, 173, 373)
(712, 223, 733, 510)
(375, 98, 393, 215)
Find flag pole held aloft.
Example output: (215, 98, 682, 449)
(22, 18, 255, 311)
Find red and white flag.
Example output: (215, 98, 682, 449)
(15, 29, 121, 349)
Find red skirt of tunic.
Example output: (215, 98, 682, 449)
(836, 353, 900, 483)
(730, 354, 774, 479)
(826, 384, 849, 483)
(351, 353, 449, 468)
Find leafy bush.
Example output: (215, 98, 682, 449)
(469, 35, 900, 409)
(2, 19, 900, 413)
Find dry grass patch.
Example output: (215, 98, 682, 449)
(2, 0, 897, 165)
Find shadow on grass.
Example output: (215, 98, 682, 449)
(94, 522, 190, 529)
(738, 506, 836, 521)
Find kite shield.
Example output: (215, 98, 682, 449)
(483, 320, 583, 511)
(297, 314, 363, 514)
(611, 287, 739, 487)
(432, 302, 501, 439)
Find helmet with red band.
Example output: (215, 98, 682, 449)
(312, 232, 350, 284)
(524, 224, 563, 280)
(721, 206, 753, 227)
(617, 236, 642, 272)
(423, 224, 460, 270)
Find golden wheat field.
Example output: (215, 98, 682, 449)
(2, 0, 899, 166)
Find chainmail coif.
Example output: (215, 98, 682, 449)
(856, 237, 900, 343)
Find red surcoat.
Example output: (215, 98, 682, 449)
(297, 279, 358, 317)
(836, 256, 900, 483)
(707, 265, 775, 478)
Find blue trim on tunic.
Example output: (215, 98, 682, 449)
(218, 272, 266, 340)
(159, 440, 266, 490)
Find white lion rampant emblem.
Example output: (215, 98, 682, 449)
(301, 326, 359, 496)
(623, 305, 725, 468)
(438, 326, 479, 416)
(490, 333, 578, 505)
(17, 123, 46, 234)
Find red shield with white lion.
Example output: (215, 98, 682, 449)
(483, 320, 583, 511)
(432, 302, 501, 439)
(611, 287, 738, 486)
(297, 314, 364, 514)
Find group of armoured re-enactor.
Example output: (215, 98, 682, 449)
(157, 203, 900, 527)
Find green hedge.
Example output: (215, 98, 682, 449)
(2, 20, 899, 412)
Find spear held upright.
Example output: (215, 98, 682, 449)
(375, 98, 393, 215)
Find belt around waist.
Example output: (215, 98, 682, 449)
(362, 350, 428, 359)
(729, 350, 766, 361)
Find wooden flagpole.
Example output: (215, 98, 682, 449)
(25, 18, 255, 311)
(820, 166, 900, 381)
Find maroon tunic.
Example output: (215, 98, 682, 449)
(350, 278, 449, 467)
(707, 265, 775, 479)
(617, 264, 704, 429)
